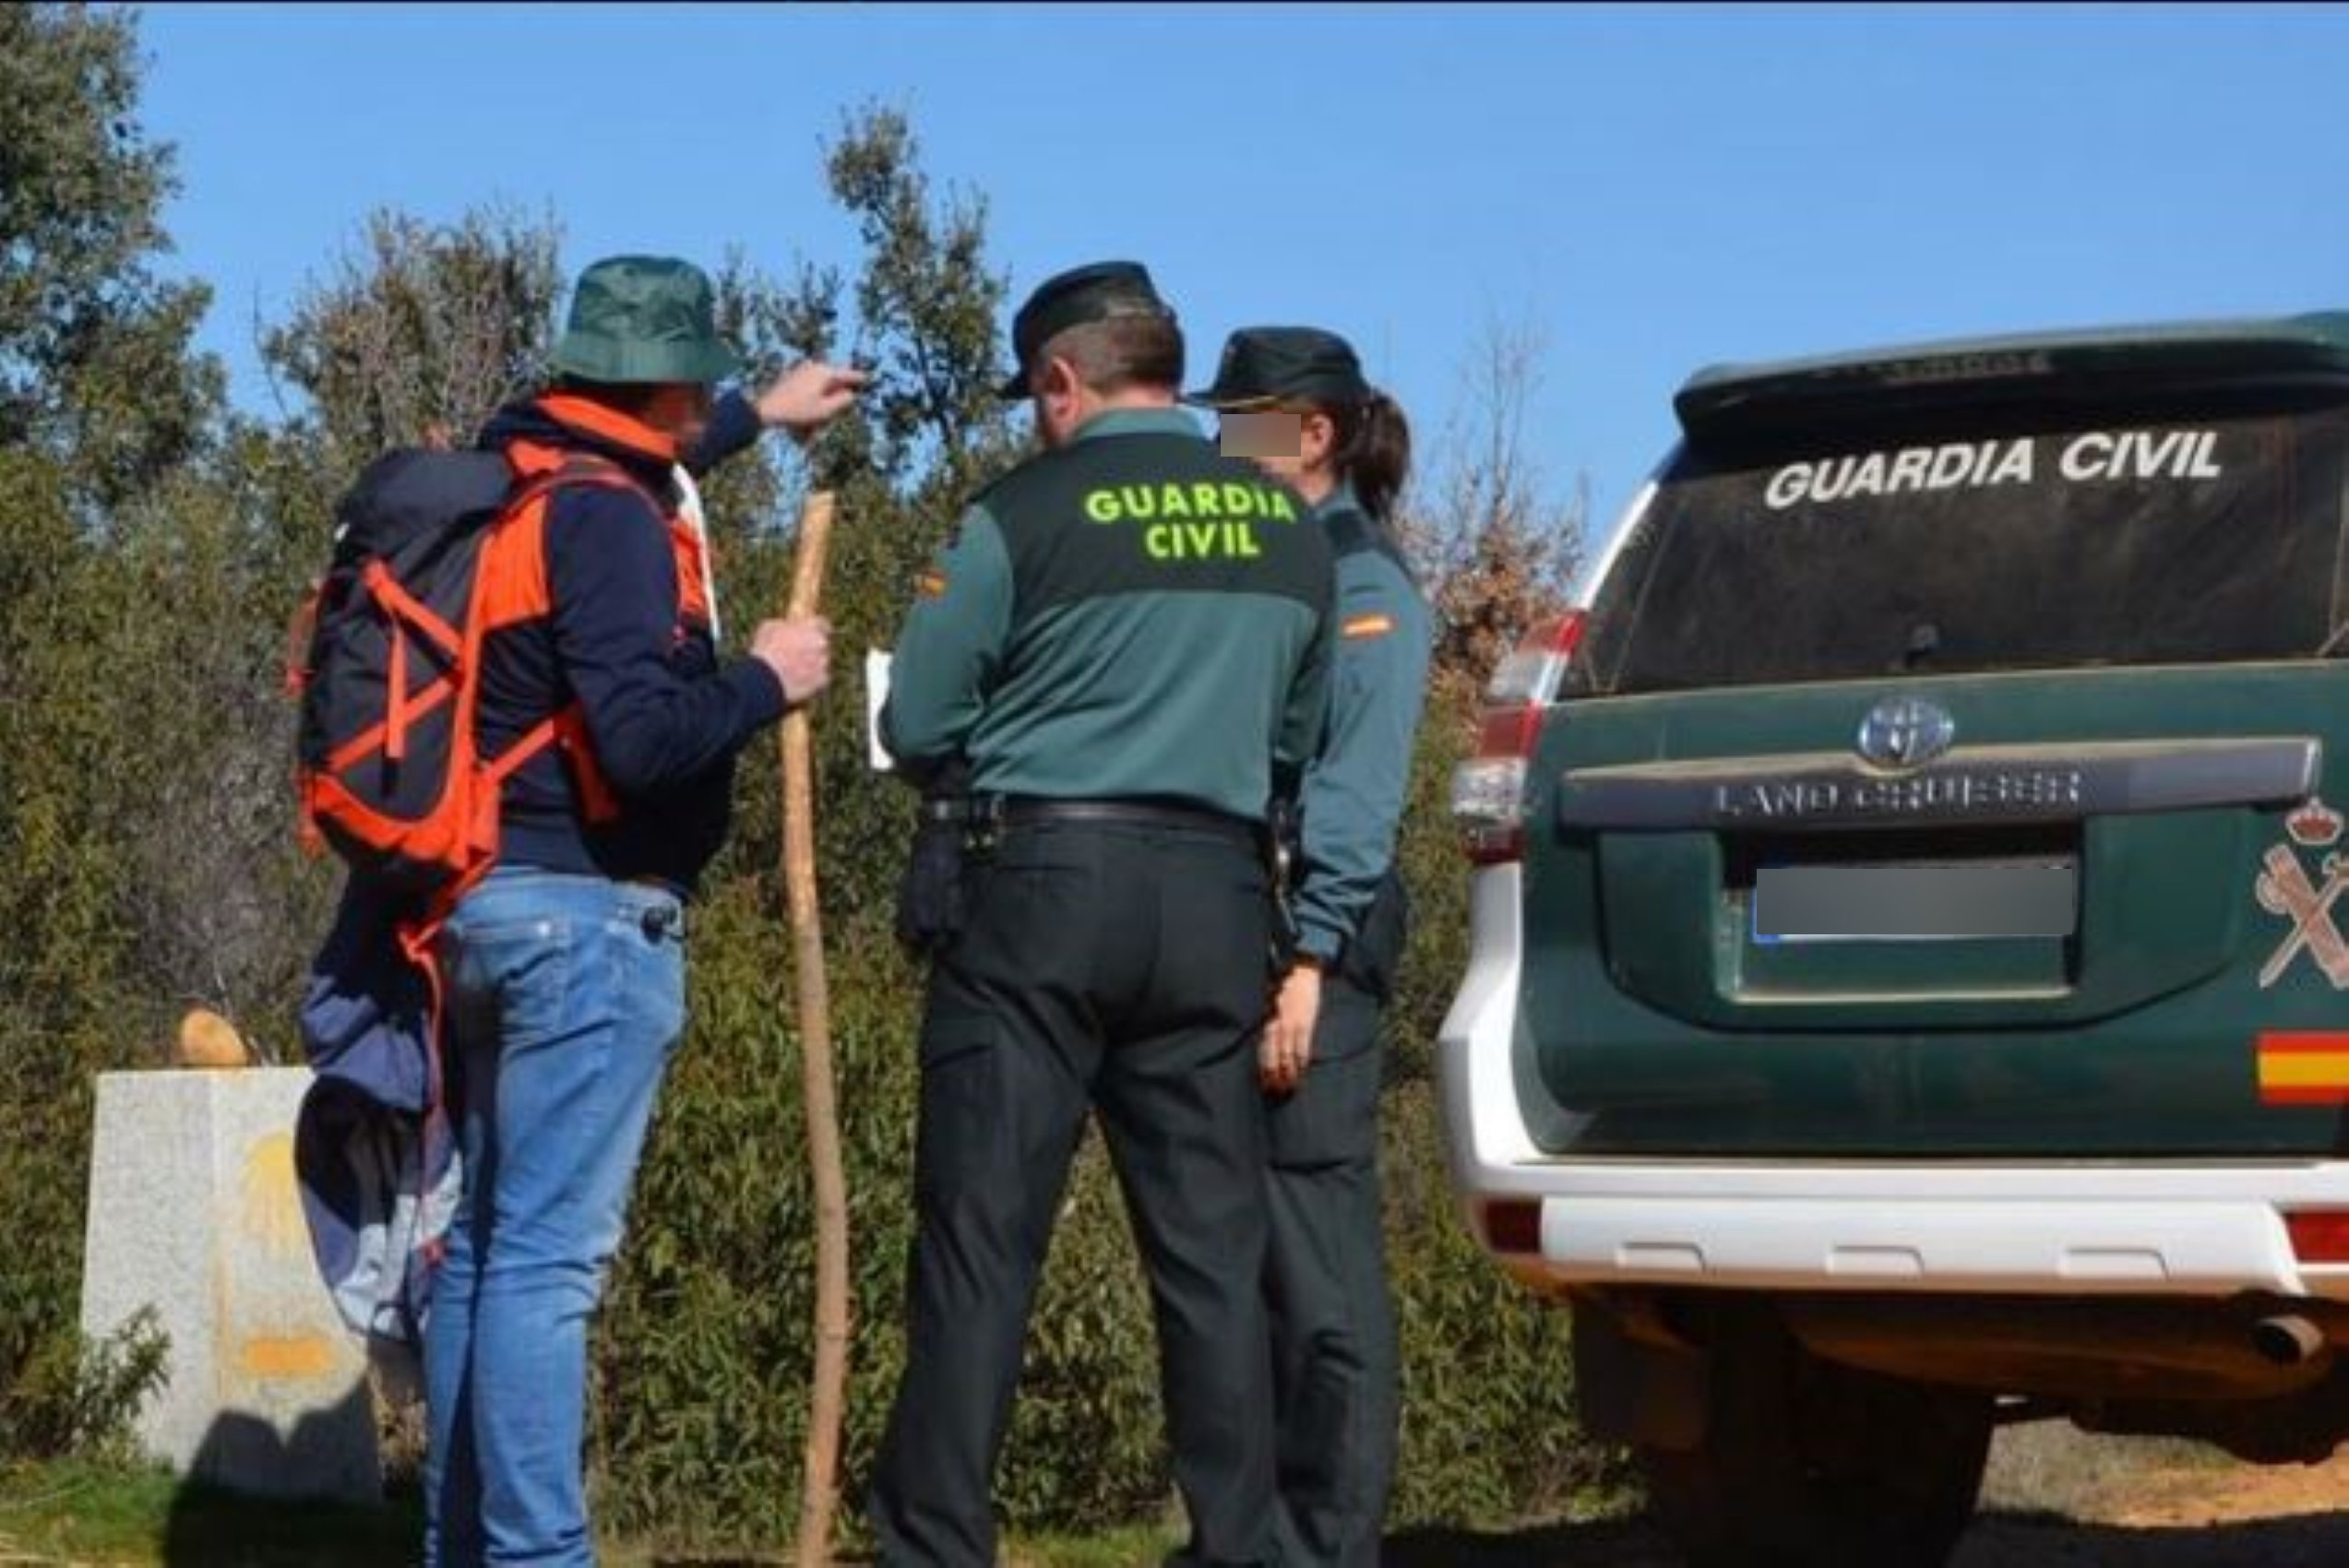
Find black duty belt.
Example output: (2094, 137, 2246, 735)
(994, 796, 1258, 844)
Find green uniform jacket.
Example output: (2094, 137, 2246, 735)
(883, 408, 1333, 823)
(1291, 484, 1434, 965)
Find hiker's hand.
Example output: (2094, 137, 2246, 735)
(1259, 961, 1321, 1096)
(753, 616, 830, 706)
(757, 362, 870, 439)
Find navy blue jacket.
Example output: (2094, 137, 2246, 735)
(471, 391, 785, 894)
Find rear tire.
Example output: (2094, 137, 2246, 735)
(1637, 1300, 1992, 1568)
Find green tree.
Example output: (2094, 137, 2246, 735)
(259, 206, 565, 475)
(0, 416, 326, 1463)
(0, 2, 221, 508)
(0, 0, 231, 1455)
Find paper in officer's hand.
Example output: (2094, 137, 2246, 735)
(865, 649, 893, 772)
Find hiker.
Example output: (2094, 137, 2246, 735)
(316, 254, 865, 1566)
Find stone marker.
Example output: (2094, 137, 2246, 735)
(80, 1067, 380, 1502)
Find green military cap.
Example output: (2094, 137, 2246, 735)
(996, 260, 1178, 398)
(549, 255, 741, 386)
(1186, 326, 1370, 410)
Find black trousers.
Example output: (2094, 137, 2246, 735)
(869, 818, 1280, 1568)
(1265, 873, 1406, 1566)
(1264, 971, 1399, 1568)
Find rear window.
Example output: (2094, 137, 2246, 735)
(1578, 401, 2349, 696)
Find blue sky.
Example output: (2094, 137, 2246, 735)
(138, 3, 2349, 539)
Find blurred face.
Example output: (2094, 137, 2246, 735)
(1221, 405, 1336, 493)
(1219, 410, 1301, 475)
(639, 382, 716, 451)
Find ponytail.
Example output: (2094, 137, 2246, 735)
(1333, 388, 1411, 522)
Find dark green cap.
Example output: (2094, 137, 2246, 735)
(1186, 326, 1370, 410)
(549, 255, 741, 386)
(996, 260, 1178, 398)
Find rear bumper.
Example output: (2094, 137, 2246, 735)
(1437, 864, 2349, 1301)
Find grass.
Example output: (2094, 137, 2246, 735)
(0, 1459, 421, 1565)
(1002, 1525, 1181, 1567)
(0, 1460, 1189, 1568)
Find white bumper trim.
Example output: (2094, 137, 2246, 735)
(1515, 1182, 2349, 1297)
(1436, 863, 2349, 1301)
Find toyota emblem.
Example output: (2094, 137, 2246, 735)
(1856, 695, 1956, 772)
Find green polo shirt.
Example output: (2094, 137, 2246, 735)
(1289, 482, 1435, 963)
(884, 407, 1333, 823)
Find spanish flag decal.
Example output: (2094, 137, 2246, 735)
(916, 571, 948, 599)
(2257, 1031, 2349, 1104)
(1342, 612, 1394, 639)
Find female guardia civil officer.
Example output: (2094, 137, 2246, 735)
(1189, 327, 1433, 1567)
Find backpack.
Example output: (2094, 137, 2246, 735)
(289, 444, 650, 940)
(285, 440, 656, 1358)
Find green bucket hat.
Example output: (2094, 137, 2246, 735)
(549, 255, 741, 386)
(1186, 326, 1370, 410)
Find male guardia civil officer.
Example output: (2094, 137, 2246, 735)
(869, 261, 1335, 1567)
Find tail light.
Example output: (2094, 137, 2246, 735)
(2285, 1210, 2349, 1265)
(1482, 1198, 1544, 1254)
(1450, 611, 1587, 865)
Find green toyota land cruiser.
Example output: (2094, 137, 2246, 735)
(1444, 312, 2349, 1564)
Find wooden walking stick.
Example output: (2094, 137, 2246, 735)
(780, 489, 850, 1565)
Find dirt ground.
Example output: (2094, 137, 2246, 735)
(1959, 1425, 2349, 1567)
(1378, 1426, 2349, 1567)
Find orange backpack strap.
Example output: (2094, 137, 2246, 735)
(669, 509, 715, 633)
(471, 446, 659, 826)
(477, 706, 619, 823)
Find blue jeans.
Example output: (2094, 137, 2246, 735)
(423, 868, 686, 1567)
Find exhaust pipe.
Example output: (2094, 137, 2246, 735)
(2252, 1313, 2327, 1367)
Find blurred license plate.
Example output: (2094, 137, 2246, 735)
(1753, 861, 2078, 943)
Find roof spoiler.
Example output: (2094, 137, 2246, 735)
(1675, 312, 2349, 445)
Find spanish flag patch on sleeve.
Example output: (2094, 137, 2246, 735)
(1341, 612, 1394, 640)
